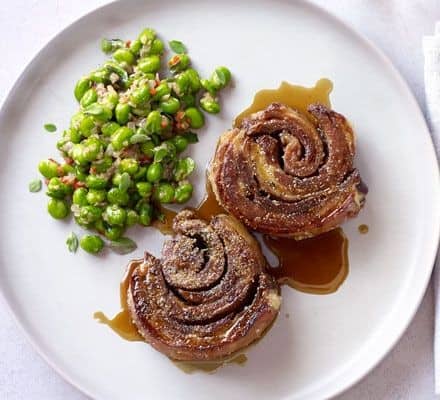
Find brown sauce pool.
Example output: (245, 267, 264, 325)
(234, 78, 332, 126)
(94, 259, 143, 342)
(95, 79, 354, 370)
(264, 230, 348, 294)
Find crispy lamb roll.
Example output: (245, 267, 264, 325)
(127, 210, 281, 361)
(209, 103, 367, 239)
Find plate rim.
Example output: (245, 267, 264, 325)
(0, 0, 439, 399)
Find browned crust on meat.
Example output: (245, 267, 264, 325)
(209, 103, 367, 239)
(127, 210, 281, 361)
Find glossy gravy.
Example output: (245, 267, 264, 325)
(95, 79, 355, 371)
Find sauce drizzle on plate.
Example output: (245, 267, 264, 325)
(95, 79, 351, 363)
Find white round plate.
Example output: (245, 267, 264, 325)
(0, 1, 439, 399)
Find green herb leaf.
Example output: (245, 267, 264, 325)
(28, 178, 42, 192)
(66, 232, 79, 253)
(130, 133, 150, 144)
(44, 123, 57, 133)
(108, 237, 137, 255)
(169, 40, 187, 54)
(182, 132, 199, 143)
(119, 172, 131, 192)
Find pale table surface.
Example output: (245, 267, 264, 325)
(0, 1, 438, 399)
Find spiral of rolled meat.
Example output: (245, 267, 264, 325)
(209, 102, 367, 239)
(127, 210, 281, 361)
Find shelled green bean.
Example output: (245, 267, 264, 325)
(35, 27, 232, 254)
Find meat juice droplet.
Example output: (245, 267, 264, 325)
(358, 224, 369, 234)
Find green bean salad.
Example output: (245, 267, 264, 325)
(34, 28, 231, 254)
